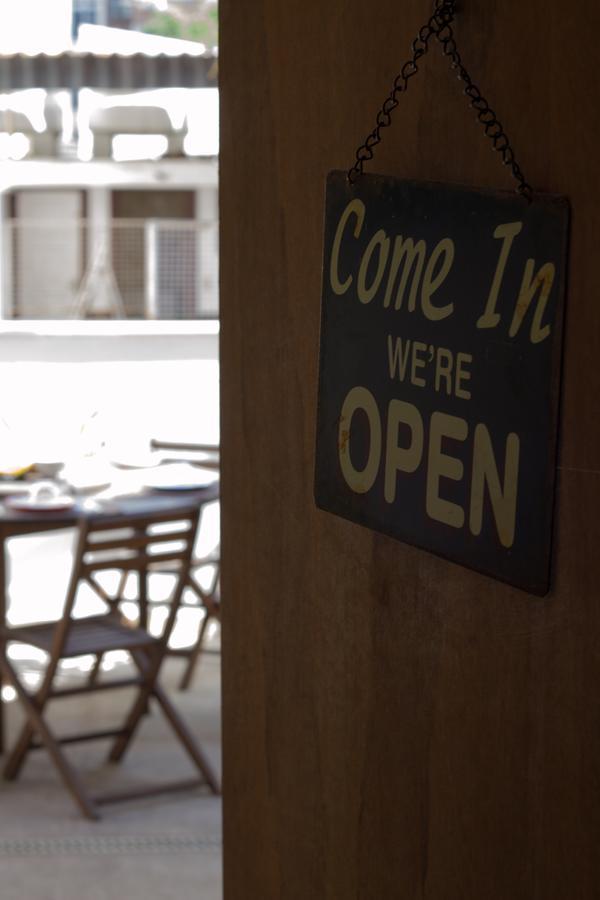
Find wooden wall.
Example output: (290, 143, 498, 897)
(219, 2, 600, 897)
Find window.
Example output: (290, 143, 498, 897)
(4, 187, 218, 320)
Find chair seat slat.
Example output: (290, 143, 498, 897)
(82, 549, 190, 573)
(6, 615, 159, 658)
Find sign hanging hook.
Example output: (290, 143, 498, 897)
(347, 0, 532, 201)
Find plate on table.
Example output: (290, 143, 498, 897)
(64, 476, 112, 495)
(5, 494, 75, 513)
(142, 463, 219, 492)
(61, 462, 113, 495)
(110, 451, 163, 470)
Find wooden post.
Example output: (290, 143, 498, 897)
(220, 1, 600, 897)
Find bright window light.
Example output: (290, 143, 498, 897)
(7, 645, 46, 663)
(8, 132, 30, 160)
(1, 686, 16, 703)
(54, 91, 74, 144)
(60, 655, 95, 672)
(112, 134, 169, 162)
(184, 89, 219, 156)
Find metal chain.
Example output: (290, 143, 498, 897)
(348, 0, 532, 201)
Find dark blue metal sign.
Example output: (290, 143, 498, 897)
(315, 171, 570, 595)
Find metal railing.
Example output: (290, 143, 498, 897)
(2, 217, 219, 320)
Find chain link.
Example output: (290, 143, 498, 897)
(348, 0, 532, 201)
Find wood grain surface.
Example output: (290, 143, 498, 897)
(220, 2, 600, 897)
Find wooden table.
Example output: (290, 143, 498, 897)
(0, 482, 219, 754)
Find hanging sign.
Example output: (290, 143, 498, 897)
(314, 171, 569, 595)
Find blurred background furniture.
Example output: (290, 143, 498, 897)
(89, 105, 185, 158)
(163, 547, 220, 691)
(0, 102, 62, 158)
(0, 491, 220, 819)
(149, 438, 220, 688)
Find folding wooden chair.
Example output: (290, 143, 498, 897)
(147, 439, 221, 690)
(163, 551, 221, 691)
(0, 503, 220, 820)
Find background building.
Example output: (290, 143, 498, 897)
(0, 0, 219, 321)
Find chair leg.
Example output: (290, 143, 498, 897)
(3, 719, 35, 781)
(87, 569, 131, 688)
(107, 648, 160, 764)
(87, 653, 103, 687)
(115, 570, 129, 602)
(150, 680, 220, 794)
(178, 611, 211, 691)
(108, 650, 220, 793)
(1, 659, 100, 820)
(4, 644, 64, 780)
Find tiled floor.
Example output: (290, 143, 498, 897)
(0, 531, 222, 900)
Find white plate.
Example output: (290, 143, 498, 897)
(5, 495, 75, 513)
(142, 463, 219, 491)
(110, 452, 162, 470)
(64, 478, 112, 495)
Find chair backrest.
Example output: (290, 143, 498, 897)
(81, 508, 199, 577)
(50, 504, 201, 661)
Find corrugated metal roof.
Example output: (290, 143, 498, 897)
(0, 52, 218, 91)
